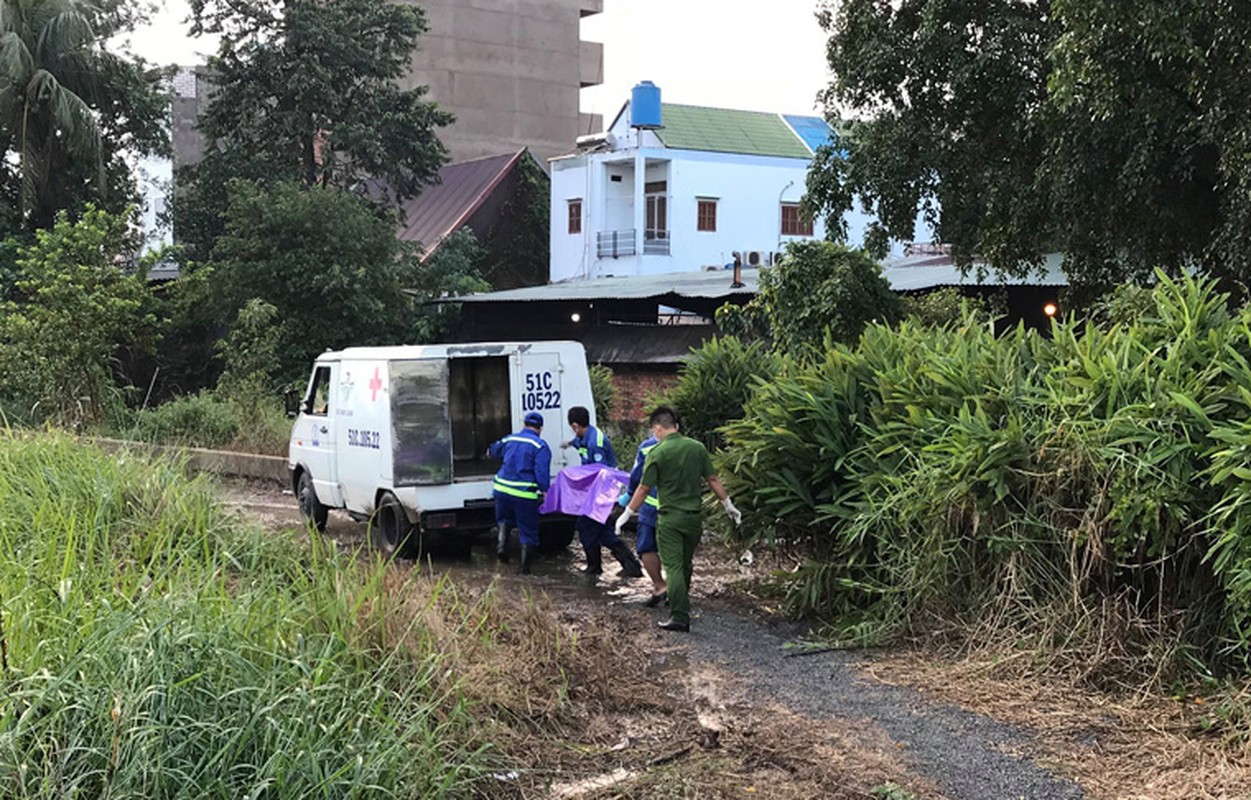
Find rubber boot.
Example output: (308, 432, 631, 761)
(518, 544, 534, 575)
(496, 523, 510, 563)
(609, 541, 645, 578)
(582, 545, 603, 575)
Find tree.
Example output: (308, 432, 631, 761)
(410, 228, 489, 343)
(177, 0, 452, 258)
(0, 205, 157, 424)
(717, 241, 901, 355)
(0, 0, 168, 232)
(807, 0, 1251, 288)
(207, 181, 417, 381)
(1046, 0, 1251, 286)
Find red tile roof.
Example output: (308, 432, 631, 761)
(397, 149, 527, 260)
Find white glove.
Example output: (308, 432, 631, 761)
(722, 498, 742, 526)
(615, 506, 633, 536)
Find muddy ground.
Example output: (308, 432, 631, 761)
(221, 479, 1251, 799)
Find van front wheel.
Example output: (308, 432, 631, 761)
(372, 493, 422, 560)
(297, 471, 328, 533)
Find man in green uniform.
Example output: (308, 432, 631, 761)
(615, 406, 741, 632)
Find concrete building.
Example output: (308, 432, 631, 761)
(399, 0, 604, 163)
(171, 67, 210, 172)
(548, 94, 897, 283)
(171, 2, 604, 172)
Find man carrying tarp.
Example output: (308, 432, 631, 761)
(616, 406, 741, 632)
(561, 406, 643, 578)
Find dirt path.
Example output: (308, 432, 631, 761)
(218, 478, 1118, 798)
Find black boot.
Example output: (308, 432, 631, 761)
(496, 523, 510, 563)
(582, 545, 603, 575)
(518, 544, 534, 575)
(609, 541, 644, 578)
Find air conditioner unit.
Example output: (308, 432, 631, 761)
(745, 250, 765, 268)
(770, 251, 786, 266)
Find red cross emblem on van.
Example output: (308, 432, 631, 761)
(369, 367, 383, 402)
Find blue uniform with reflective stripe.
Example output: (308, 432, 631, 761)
(489, 428, 552, 547)
(629, 436, 661, 554)
(572, 426, 617, 468)
(490, 429, 552, 497)
(629, 436, 661, 526)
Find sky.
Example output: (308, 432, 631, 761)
(129, 0, 833, 118)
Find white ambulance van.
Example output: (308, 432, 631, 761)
(286, 341, 595, 557)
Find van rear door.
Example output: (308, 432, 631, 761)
(513, 349, 572, 470)
(391, 359, 453, 486)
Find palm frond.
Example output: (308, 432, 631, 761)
(0, 30, 34, 85)
(35, 5, 93, 66)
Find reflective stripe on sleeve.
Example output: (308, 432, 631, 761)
(503, 436, 543, 448)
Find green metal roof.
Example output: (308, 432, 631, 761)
(654, 104, 814, 159)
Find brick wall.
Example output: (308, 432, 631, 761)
(609, 367, 680, 423)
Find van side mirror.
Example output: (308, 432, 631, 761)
(284, 389, 302, 418)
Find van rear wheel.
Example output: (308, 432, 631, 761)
(372, 493, 422, 560)
(297, 471, 328, 533)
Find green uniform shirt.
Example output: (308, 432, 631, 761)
(641, 432, 714, 515)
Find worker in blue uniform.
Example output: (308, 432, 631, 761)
(489, 411, 552, 574)
(628, 435, 667, 605)
(562, 406, 643, 578)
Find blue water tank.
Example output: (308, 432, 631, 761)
(631, 81, 663, 129)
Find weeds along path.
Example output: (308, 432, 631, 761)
(220, 477, 1096, 799)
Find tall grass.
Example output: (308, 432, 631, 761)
(721, 273, 1251, 684)
(0, 432, 485, 797)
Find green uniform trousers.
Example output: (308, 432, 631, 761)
(657, 509, 703, 624)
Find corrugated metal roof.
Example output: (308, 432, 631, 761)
(782, 115, 835, 152)
(880, 252, 1067, 291)
(443, 254, 1066, 305)
(654, 104, 813, 159)
(448, 269, 754, 303)
(396, 150, 525, 260)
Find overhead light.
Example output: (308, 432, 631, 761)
(570, 313, 582, 323)
(1043, 302, 1058, 318)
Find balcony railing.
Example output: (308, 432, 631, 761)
(595, 230, 671, 258)
(596, 229, 636, 258)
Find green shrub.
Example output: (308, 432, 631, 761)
(216, 297, 283, 405)
(663, 336, 780, 451)
(589, 363, 617, 423)
(720, 273, 1251, 683)
(715, 241, 901, 354)
(606, 419, 646, 469)
(0, 206, 157, 426)
(900, 286, 1000, 327)
(115, 393, 291, 455)
(0, 432, 486, 797)
(119, 393, 242, 449)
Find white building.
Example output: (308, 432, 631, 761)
(548, 94, 896, 283)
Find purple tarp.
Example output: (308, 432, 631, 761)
(539, 464, 630, 523)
